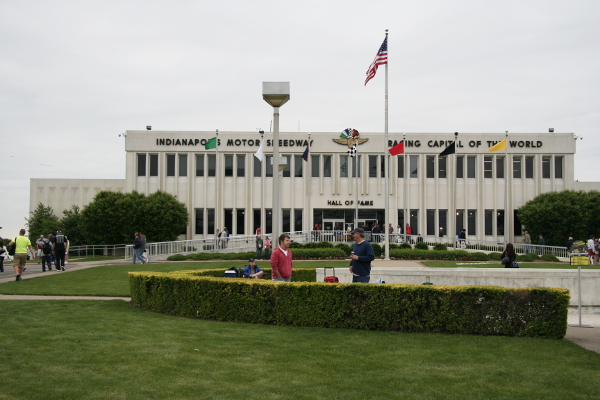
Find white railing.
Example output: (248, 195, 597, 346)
(123, 231, 573, 260)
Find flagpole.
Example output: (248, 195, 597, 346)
(453, 132, 458, 249)
(384, 29, 390, 260)
(214, 129, 219, 252)
(307, 132, 311, 234)
(260, 130, 265, 242)
(403, 132, 407, 244)
(505, 131, 509, 245)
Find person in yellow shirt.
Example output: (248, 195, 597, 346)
(9, 229, 36, 281)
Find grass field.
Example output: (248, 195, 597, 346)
(1, 300, 599, 400)
(1, 261, 599, 399)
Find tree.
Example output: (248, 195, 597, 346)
(517, 190, 600, 246)
(80, 190, 188, 244)
(60, 205, 86, 246)
(25, 203, 61, 240)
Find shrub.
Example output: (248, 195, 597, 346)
(371, 243, 383, 257)
(541, 254, 560, 262)
(433, 243, 448, 251)
(399, 242, 412, 249)
(489, 252, 502, 261)
(469, 252, 491, 261)
(130, 271, 569, 339)
(389, 243, 399, 250)
(167, 254, 186, 261)
(334, 243, 352, 256)
(389, 249, 472, 260)
(414, 242, 429, 250)
(518, 253, 540, 262)
(289, 242, 303, 248)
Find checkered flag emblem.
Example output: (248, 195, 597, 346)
(347, 144, 357, 157)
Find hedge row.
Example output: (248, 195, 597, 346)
(197, 268, 316, 282)
(129, 269, 569, 339)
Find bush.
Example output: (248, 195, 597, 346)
(130, 271, 569, 338)
(334, 243, 352, 256)
(414, 242, 429, 250)
(399, 242, 412, 249)
(389, 249, 472, 260)
(518, 253, 540, 262)
(489, 252, 502, 261)
(290, 248, 346, 259)
(167, 254, 186, 261)
(389, 243, 399, 250)
(433, 243, 448, 251)
(371, 243, 383, 257)
(289, 242, 303, 248)
(541, 254, 560, 262)
(469, 252, 491, 261)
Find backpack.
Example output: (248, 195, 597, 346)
(8, 238, 17, 256)
(42, 240, 52, 255)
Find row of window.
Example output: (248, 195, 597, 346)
(194, 208, 304, 235)
(137, 153, 564, 180)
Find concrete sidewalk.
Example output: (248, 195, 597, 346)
(0, 258, 597, 354)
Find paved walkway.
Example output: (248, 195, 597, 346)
(0, 258, 598, 353)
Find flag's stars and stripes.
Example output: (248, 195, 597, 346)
(365, 37, 388, 86)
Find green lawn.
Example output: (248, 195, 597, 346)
(0, 261, 349, 297)
(421, 260, 600, 269)
(1, 300, 598, 400)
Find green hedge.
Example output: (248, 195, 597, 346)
(196, 268, 316, 282)
(129, 270, 569, 339)
(389, 249, 475, 260)
(167, 248, 345, 261)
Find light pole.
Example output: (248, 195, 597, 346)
(262, 82, 290, 244)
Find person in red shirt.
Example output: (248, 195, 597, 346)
(270, 234, 293, 282)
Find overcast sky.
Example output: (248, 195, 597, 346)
(1, 0, 599, 239)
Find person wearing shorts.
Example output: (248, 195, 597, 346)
(9, 229, 36, 281)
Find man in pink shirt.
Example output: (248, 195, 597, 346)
(270, 233, 293, 282)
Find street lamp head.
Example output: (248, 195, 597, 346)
(262, 82, 290, 108)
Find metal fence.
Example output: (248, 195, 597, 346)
(118, 230, 572, 260)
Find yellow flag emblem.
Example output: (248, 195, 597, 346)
(488, 139, 507, 152)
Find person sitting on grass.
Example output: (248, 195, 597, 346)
(501, 243, 517, 268)
(243, 259, 263, 279)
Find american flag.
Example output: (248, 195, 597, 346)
(365, 37, 388, 86)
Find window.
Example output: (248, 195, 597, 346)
(166, 154, 175, 177)
(207, 208, 215, 234)
(467, 156, 476, 178)
(282, 209, 290, 233)
(456, 209, 464, 234)
(438, 210, 447, 237)
(484, 209, 493, 236)
(195, 208, 204, 234)
(294, 155, 302, 177)
(467, 209, 476, 235)
(542, 155, 551, 178)
(311, 155, 319, 177)
(237, 155, 245, 177)
(484, 156, 492, 178)
(512, 156, 522, 179)
(438, 156, 447, 179)
(266, 156, 273, 177)
(282, 155, 291, 178)
(224, 155, 234, 177)
(137, 154, 146, 176)
(380, 156, 386, 178)
(496, 210, 504, 235)
(208, 155, 216, 177)
(253, 156, 261, 177)
(426, 156, 435, 178)
(397, 155, 404, 178)
(224, 209, 233, 234)
(178, 154, 187, 177)
(369, 155, 377, 177)
(236, 209, 245, 234)
(525, 156, 534, 179)
(323, 155, 332, 177)
(266, 209, 272, 234)
(426, 209, 435, 235)
(555, 156, 563, 179)
(150, 154, 158, 176)
(456, 156, 464, 178)
(496, 156, 504, 179)
(513, 210, 522, 235)
(351, 155, 361, 177)
(410, 209, 419, 235)
(410, 155, 418, 178)
(294, 209, 303, 232)
(398, 209, 404, 229)
(253, 209, 261, 233)
(340, 155, 349, 178)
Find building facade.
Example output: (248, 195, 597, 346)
(31, 130, 595, 243)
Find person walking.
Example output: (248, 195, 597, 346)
(522, 231, 532, 254)
(51, 230, 68, 271)
(270, 234, 293, 282)
(9, 229, 36, 281)
(140, 231, 148, 263)
(38, 235, 54, 272)
(538, 234, 546, 255)
(264, 236, 271, 260)
(132, 232, 146, 264)
(255, 236, 263, 260)
(0, 237, 7, 273)
(349, 228, 375, 283)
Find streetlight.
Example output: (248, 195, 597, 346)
(262, 82, 290, 243)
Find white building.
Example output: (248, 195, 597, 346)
(30, 130, 599, 243)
